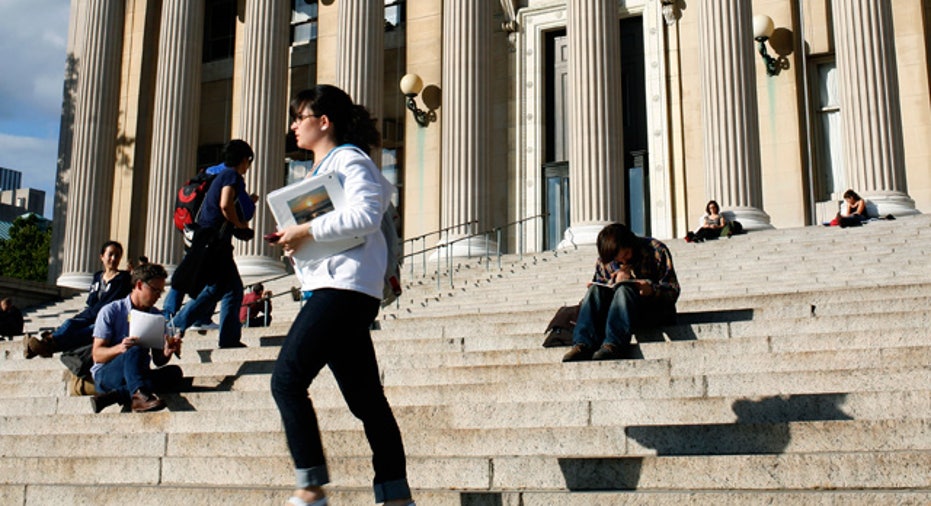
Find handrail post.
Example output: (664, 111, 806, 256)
(497, 227, 502, 270)
(518, 219, 524, 261)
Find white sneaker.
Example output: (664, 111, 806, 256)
(189, 321, 219, 331)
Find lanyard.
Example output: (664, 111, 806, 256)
(311, 144, 363, 177)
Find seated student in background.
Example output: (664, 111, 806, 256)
(0, 297, 24, 339)
(25, 241, 132, 359)
(830, 189, 870, 227)
(239, 283, 272, 327)
(90, 262, 182, 413)
(686, 200, 730, 242)
(563, 223, 680, 362)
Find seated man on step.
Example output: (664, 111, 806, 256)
(563, 223, 680, 362)
(90, 262, 182, 413)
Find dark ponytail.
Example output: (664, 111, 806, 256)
(290, 85, 381, 156)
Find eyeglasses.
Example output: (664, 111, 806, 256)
(292, 112, 319, 124)
(143, 282, 164, 296)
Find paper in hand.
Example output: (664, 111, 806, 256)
(128, 309, 167, 349)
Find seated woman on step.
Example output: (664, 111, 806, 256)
(686, 200, 731, 242)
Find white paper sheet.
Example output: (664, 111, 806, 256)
(128, 309, 166, 349)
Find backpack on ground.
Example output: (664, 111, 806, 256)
(174, 170, 216, 249)
(380, 201, 403, 307)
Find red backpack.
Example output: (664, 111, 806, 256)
(173, 171, 216, 247)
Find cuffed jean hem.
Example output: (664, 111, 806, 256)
(374, 478, 412, 503)
(295, 466, 329, 489)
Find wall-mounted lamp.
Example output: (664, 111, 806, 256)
(659, 0, 681, 26)
(752, 14, 779, 76)
(399, 73, 436, 127)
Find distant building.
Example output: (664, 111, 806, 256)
(0, 189, 45, 218)
(0, 168, 22, 192)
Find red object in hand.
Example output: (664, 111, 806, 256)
(264, 232, 281, 243)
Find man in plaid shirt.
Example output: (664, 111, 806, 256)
(563, 223, 680, 361)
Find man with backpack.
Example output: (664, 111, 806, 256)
(169, 139, 257, 348)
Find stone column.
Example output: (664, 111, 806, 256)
(698, 0, 772, 230)
(336, 0, 384, 167)
(562, 0, 625, 247)
(58, 0, 124, 289)
(832, 0, 917, 216)
(440, 0, 495, 256)
(234, 0, 290, 276)
(145, 0, 205, 270)
(49, 0, 87, 284)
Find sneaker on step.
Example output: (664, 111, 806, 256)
(562, 344, 593, 362)
(592, 343, 624, 361)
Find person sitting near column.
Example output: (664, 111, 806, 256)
(25, 241, 132, 358)
(0, 297, 24, 339)
(563, 223, 680, 362)
(89, 262, 182, 413)
(240, 283, 272, 328)
(685, 200, 731, 242)
(829, 189, 870, 227)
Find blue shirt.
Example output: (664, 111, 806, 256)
(197, 167, 252, 229)
(89, 296, 163, 379)
(206, 163, 256, 223)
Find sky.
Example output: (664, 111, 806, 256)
(0, 0, 71, 219)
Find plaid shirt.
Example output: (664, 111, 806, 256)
(592, 237, 680, 305)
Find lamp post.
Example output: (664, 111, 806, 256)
(399, 73, 433, 127)
(752, 14, 779, 76)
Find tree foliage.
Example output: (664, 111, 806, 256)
(0, 214, 52, 282)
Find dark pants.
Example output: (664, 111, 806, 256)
(52, 315, 95, 352)
(94, 346, 153, 404)
(573, 284, 676, 349)
(270, 289, 411, 502)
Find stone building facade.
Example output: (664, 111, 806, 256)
(50, 0, 930, 288)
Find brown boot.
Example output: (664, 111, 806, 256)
(131, 390, 166, 413)
(24, 334, 56, 359)
(90, 391, 123, 413)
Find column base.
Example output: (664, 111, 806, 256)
(429, 235, 499, 260)
(236, 256, 287, 277)
(723, 207, 774, 231)
(865, 192, 920, 217)
(557, 223, 611, 250)
(57, 272, 94, 290)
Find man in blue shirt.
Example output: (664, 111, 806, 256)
(169, 139, 257, 348)
(91, 263, 182, 413)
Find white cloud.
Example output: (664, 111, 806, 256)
(0, 0, 71, 219)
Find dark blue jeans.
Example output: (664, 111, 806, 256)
(573, 284, 674, 349)
(94, 346, 153, 403)
(271, 289, 411, 503)
(169, 260, 242, 347)
(52, 315, 95, 352)
(162, 287, 217, 326)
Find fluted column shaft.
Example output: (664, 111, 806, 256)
(145, 0, 205, 269)
(699, 0, 771, 229)
(49, 0, 87, 284)
(441, 0, 492, 239)
(832, 0, 916, 216)
(58, 0, 124, 289)
(567, 0, 624, 224)
(235, 0, 290, 275)
(336, 0, 384, 167)
(564, 0, 624, 246)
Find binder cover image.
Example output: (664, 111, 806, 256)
(266, 173, 364, 265)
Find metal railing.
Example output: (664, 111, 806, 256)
(401, 213, 548, 291)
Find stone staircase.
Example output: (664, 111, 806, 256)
(1, 215, 929, 504)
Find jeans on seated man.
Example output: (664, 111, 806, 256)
(563, 223, 680, 362)
(90, 263, 183, 413)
